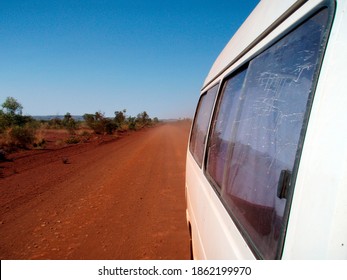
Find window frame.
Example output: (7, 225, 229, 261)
(204, 64, 249, 194)
(189, 82, 220, 168)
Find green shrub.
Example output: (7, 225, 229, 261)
(63, 112, 78, 133)
(47, 118, 63, 129)
(8, 126, 36, 148)
(83, 112, 116, 134)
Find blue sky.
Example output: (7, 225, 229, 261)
(0, 0, 259, 119)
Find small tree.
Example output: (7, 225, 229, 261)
(114, 109, 126, 127)
(83, 112, 116, 134)
(136, 111, 152, 128)
(2, 97, 23, 115)
(0, 97, 29, 128)
(127, 116, 137, 130)
(62, 112, 77, 133)
(83, 113, 95, 128)
(0, 97, 39, 150)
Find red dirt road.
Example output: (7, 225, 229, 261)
(0, 122, 191, 260)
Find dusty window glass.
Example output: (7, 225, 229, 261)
(206, 68, 247, 189)
(206, 9, 330, 259)
(190, 84, 219, 167)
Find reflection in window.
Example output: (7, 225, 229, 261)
(190, 84, 219, 167)
(206, 9, 330, 259)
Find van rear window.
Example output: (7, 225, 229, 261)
(189, 84, 218, 167)
(205, 8, 330, 259)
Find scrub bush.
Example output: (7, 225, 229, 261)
(7, 126, 36, 149)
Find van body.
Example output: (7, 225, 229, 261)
(186, 0, 347, 259)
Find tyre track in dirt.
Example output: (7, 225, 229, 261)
(0, 122, 191, 259)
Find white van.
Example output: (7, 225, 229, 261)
(186, 0, 347, 259)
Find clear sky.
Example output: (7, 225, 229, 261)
(0, 0, 259, 119)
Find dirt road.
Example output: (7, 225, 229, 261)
(0, 122, 191, 260)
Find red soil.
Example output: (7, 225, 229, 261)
(0, 122, 191, 260)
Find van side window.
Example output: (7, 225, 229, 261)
(190, 84, 219, 167)
(206, 8, 330, 259)
(207, 68, 247, 189)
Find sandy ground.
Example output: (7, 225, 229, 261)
(0, 121, 191, 260)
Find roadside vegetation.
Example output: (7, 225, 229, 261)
(0, 96, 160, 156)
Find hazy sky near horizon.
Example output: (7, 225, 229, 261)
(1, 0, 259, 119)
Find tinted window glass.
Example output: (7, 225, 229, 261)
(206, 9, 330, 259)
(190, 85, 219, 167)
